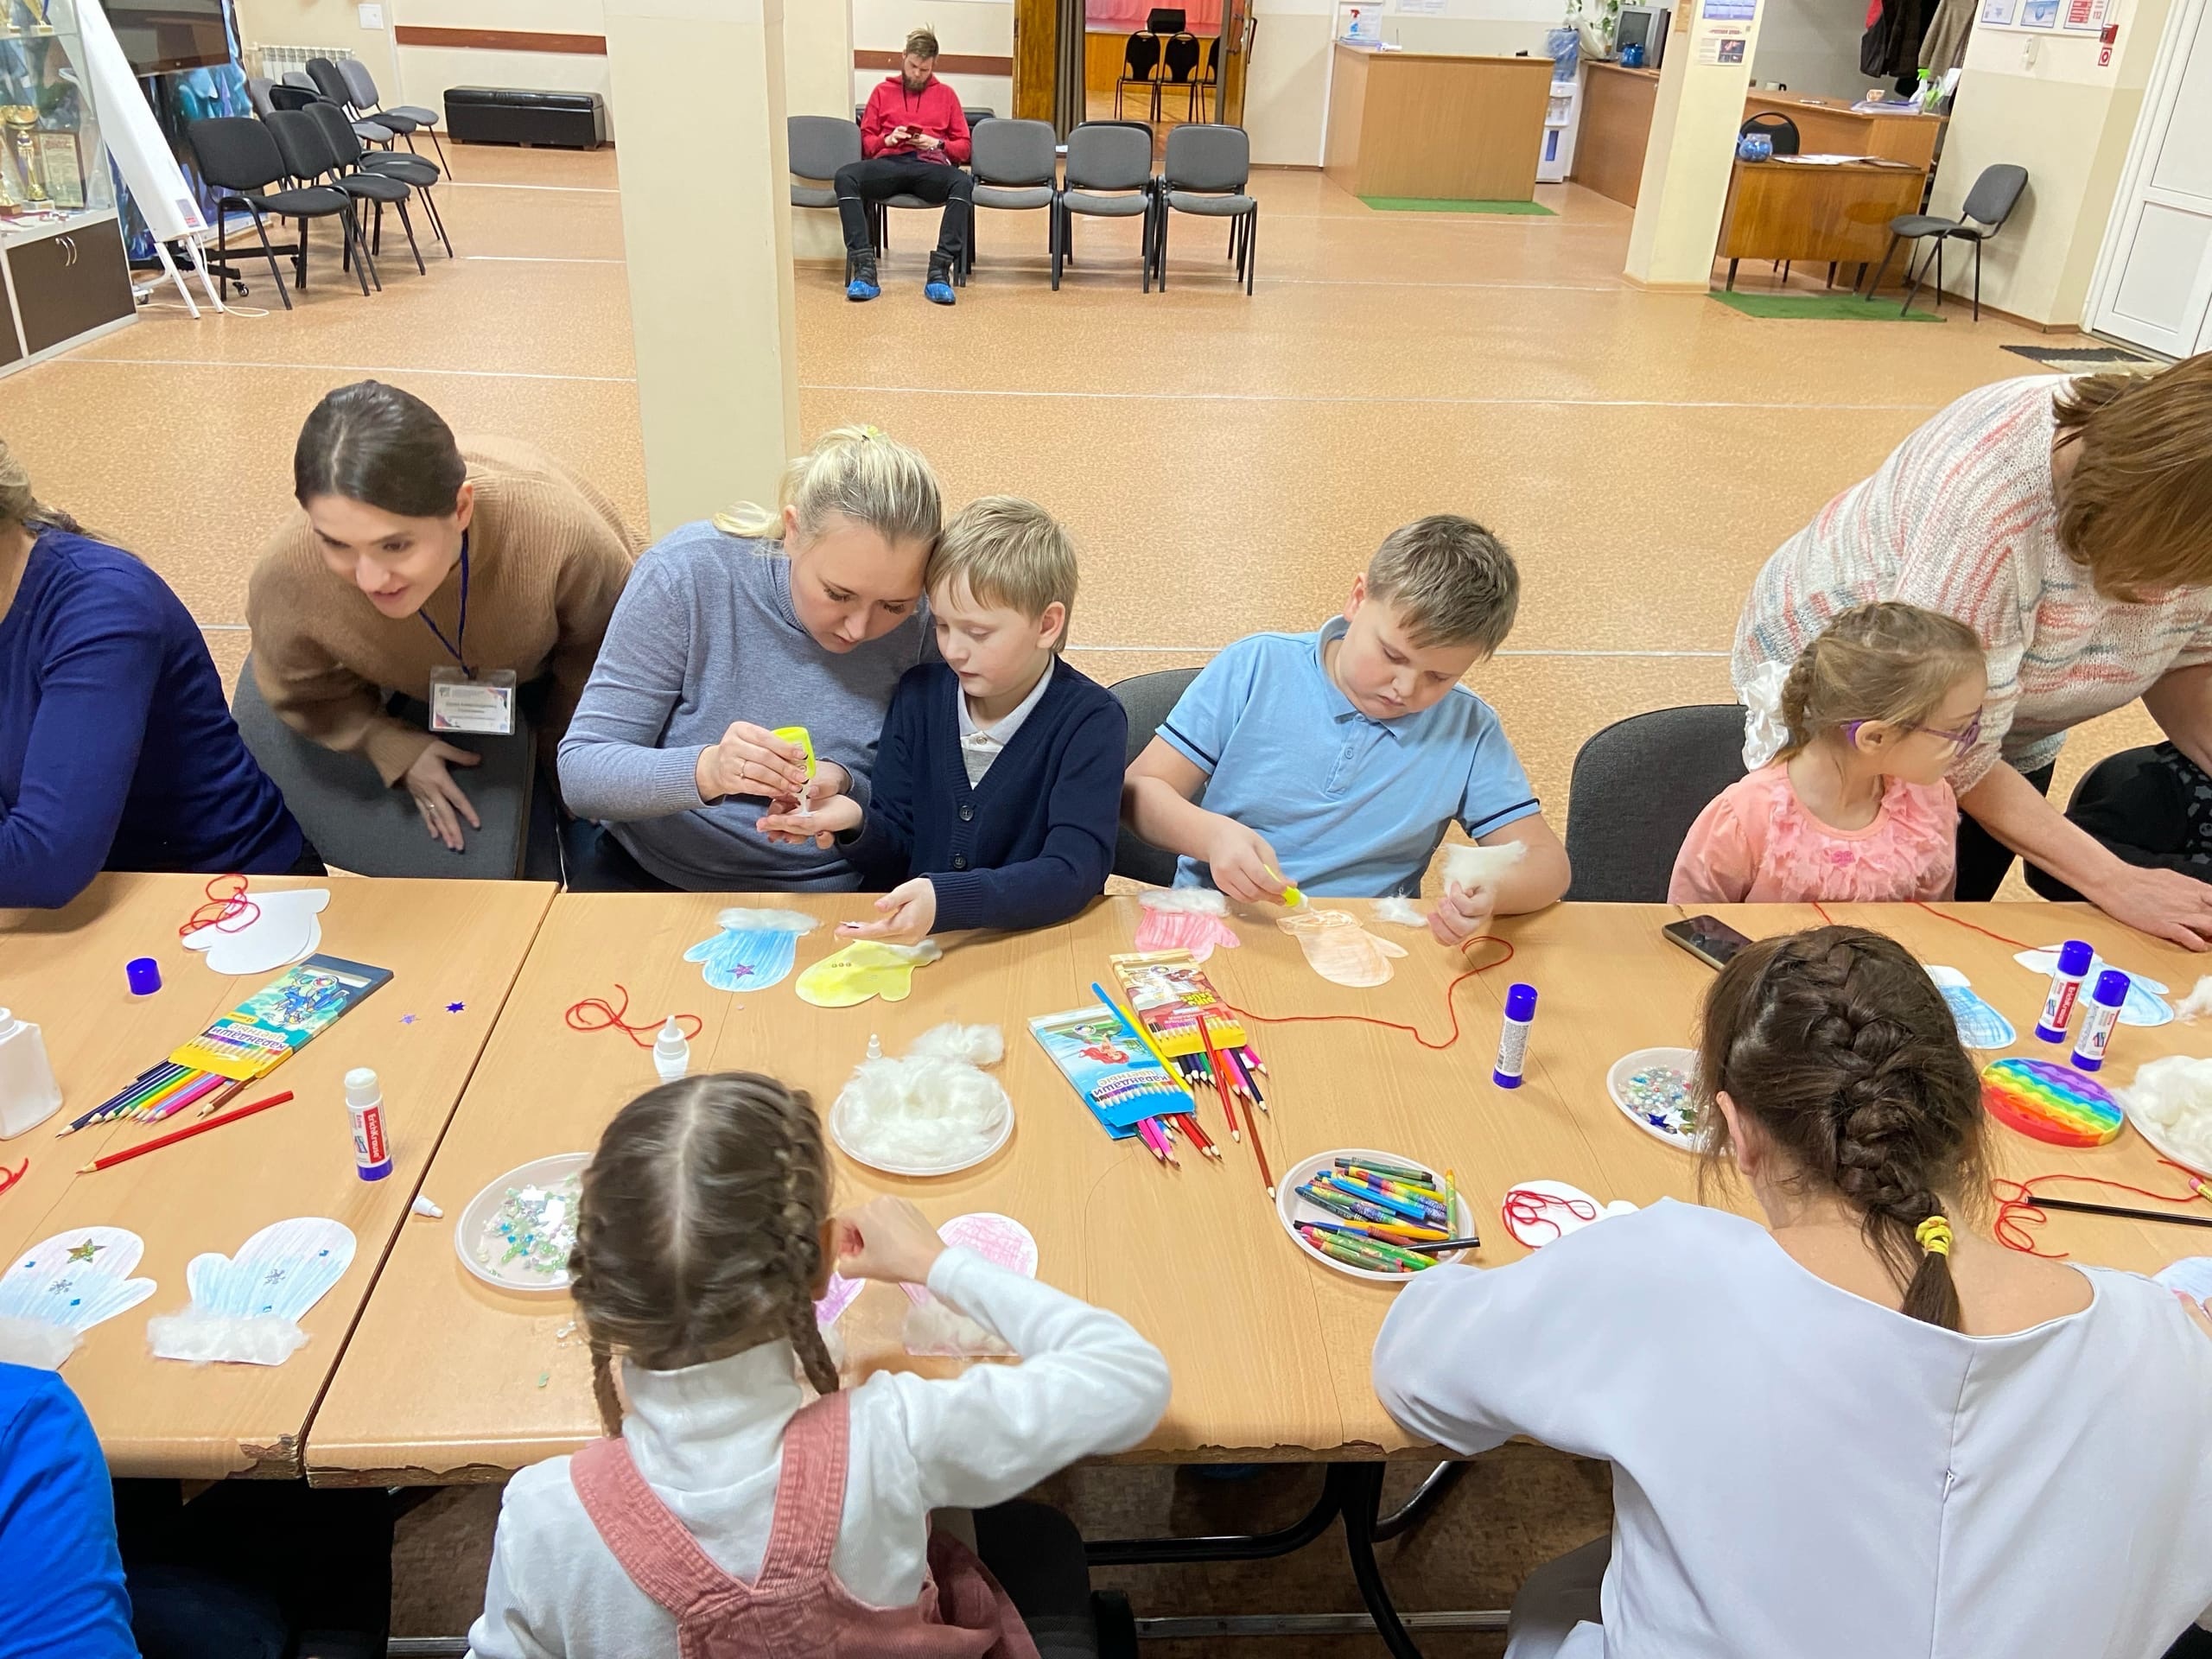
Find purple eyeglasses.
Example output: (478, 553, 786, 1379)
(1847, 712, 1982, 755)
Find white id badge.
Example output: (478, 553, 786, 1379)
(428, 666, 518, 735)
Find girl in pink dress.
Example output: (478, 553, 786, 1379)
(1672, 602, 1986, 906)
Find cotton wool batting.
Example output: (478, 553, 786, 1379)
(830, 1024, 1012, 1173)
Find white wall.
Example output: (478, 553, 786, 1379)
(851, 0, 1014, 115)
(1750, 0, 1867, 100)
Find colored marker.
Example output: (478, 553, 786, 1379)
(1320, 1175, 1438, 1225)
(1298, 1182, 1408, 1229)
(1302, 1223, 1437, 1270)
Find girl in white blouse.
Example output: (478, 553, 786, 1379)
(467, 1072, 1170, 1658)
(1375, 925, 2212, 1659)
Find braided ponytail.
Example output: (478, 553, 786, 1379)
(1777, 601, 1984, 762)
(569, 1073, 842, 1438)
(1695, 925, 1983, 1331)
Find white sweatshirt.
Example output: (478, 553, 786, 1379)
(1374, 1200, 2212, 1659)
(467, 1248, 1171, 1659)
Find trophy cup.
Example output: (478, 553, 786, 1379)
(1, 106, 45, 207)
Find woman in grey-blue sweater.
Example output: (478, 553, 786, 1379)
(557, 428, 939, 891)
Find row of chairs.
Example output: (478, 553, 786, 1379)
(789, 117, 1258, 296)
(1115, 30, 1220, 124)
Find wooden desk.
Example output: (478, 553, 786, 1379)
(0, 874, 552, 1478)
(1574, 60, 1659, 207)
(308, 894, 2209, 1487)
(1325, 43, 1553, 202)
(1717, 156, 1925, 282)
(1742, 92, 1942, 173)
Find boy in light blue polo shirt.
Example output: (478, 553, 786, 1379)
(1122, 514, 1570, 944)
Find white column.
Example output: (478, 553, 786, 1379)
(604, 0, 801, 538)
(1624, 0, 1768, 289)
(785, 0, 856, 261)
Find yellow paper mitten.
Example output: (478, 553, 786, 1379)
(795, 939, 944, 1007)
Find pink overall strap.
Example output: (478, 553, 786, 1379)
(571, 1435, 746, 1618)
(753, 1390, 854, 1590)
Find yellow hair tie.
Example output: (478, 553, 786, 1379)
(1914, 1216, 1954, 1257)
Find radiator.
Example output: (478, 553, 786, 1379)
(251, 43, 357, 79)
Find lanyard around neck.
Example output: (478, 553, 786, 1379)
(417, 533, 471, 676)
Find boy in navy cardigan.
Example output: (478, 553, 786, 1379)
(758, 497, 1126, 938)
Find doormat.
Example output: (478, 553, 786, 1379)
(1358, 196, 1557, 215)
(2001, 343, 2159, 370)
(1710, 289, 1942, 321)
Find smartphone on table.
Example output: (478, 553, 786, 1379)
(1663, 914, 1753, 972)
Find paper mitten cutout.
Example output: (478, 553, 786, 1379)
(900, 1214, 1036, 1357)
(149, 1217, 355, 1367)
(683, 908, 821, 993)
(0, 1228, 157, 1370)
(1278, 909, 1408, 988)
(1924, 966, 2018, 1050)
(796, 939, 944, 1007)
(1134, 906, 1242, 960)
(183, 887, 329, 976)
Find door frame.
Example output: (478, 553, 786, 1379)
(2082, 0, 2212, 354)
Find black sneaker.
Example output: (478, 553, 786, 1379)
(925, 257, 956, 305)
(847, 257, 880, 302)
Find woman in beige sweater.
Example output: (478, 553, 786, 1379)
(247, 381, 638, 855)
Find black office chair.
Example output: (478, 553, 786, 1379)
(1738, 111, 1800, 155)
(789, 114, 864, 282)
(1160, 33, 1204, 121)
(1057, 121, 1160, 291)
(303, 57, 395, 152)
(337, 54, 452, 172)
(1194, 36, 1220, 122)
(1561, 705, 1747, 903)
(188, 116, 368, 306)
(966, 118, 1058, 276)
(262, 109, 385, 291)
(1116, 31, 1163, 121)
(1153, 124, 1256, 294)
(303, 99, 427, 275)
(1109, 668, 1201, 885)
(1866, 162, 2029, 320)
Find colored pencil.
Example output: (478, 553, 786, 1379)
(1089, 982, 1192, 1099)
(2021, 1194, 2212, 1230)
(1196, 1014, 1243, 1147)
(195, 1077, 251, 1119)
(1229, 1046, 1268, 1111)
(1172, 1112, 1219, 1159)
(141, 1072, 224, 1122)
(1133, 1117, 1171, 1166)
(62, 1062, 186, 1135)
(1246, 1092, 1275, 1198)
(77, 1091, 296, 1174)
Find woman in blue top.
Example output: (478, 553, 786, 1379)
(0, 442, 307, 909)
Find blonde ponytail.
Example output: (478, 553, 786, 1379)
(714, 425, 941, 552)
(0, 438, 81, 536)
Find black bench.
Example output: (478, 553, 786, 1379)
(443, 87, 607, 149)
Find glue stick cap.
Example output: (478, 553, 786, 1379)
(345, 1067, 380, 1106)
(1505, 983, 1538, 1021)
(125, 957, 161, 996)
(2057, 940, 2094, 976)
(2091, 968, 2130, 1007)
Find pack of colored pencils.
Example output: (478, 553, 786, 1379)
(1029, 1006, 1185, 1135)
(1109, 949, 1268, 1113)
(64, 955, 391, 1136)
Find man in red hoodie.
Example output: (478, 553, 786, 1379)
(836, 27, 974, 306)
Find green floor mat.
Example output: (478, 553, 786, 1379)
(1358, 196, 1557, 215)
(1709, 289, 1943, 321)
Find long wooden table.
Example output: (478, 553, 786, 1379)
(306, 893, 2212, 1487)
(0, 874, 553, 1478)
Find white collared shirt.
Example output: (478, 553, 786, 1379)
(957, 658, 1055, 788)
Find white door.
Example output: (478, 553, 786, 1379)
(2088, 0, 2212, 357)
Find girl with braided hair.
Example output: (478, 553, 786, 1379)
(1374, 926, 2212, 1659)
(467, 1073, 1169, 1659)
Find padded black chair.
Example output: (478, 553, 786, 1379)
(1160, 33, 1204, 121)
(337, 54, 452, 172)
(304, 99, 428, 275)
(302, 57, 394, 150)
(1866, 162, 2029, 321)
(1109, 668, 1200, 885)
(1057, 121, 1158, 292)
(1738, 111, 1800, 155)
(262, 109, 384, 292)
(1116, 31, 1163, 120)
(1154, 124, 1255, 294)
(1194, 36, 1220, 121)
(788, 113, 864, 281)
(268, 81, 320, 112)
(1561, 705, 1747, 903)
(188, 116, 367, 306)
(967, 117, 1057, 276)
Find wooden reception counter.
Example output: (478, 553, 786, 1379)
(1325, 42, 1554, 201)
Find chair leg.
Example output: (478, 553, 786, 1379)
(1973, 239, 1981, 322)
(293, 218, 307, 289)
(395, 197, 426, 275)
(245, 211, 291, 309)
(1827, 260, 1837, 289)
(1933, 238, 1943, 311)
(346, 208, 379, 294)
(372, 197, 385, 257)
(420, 186, 454, 257)
(1245, 207, 1256, 296)
(1155, 201, 1169, 290)
(425, 126, 450, 173)
(1051, 200, 1063, 290)
(1899, 240, 1927, 316)
(1861, 233, 1898, 298)
(1726, 257, 1738, 291)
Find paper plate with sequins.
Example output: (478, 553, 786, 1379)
(1607, 1047, 1701, 1151)
(455, 1154, 590, 1292)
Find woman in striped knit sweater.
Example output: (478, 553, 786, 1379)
(1734, 352, 2212, 949)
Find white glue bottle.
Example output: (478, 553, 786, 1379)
(344, 1067, 392, 1181)
(1493, 983, 1538, 1090)
(2070, 969, 2130, 1072)
(0, 1009, 63, 1139)
(2034, 940, 2094, 1043)
(653, 1017, 691, 1084)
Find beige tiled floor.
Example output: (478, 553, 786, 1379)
(0, 138, 2149, 1646)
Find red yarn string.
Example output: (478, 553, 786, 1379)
(0, 1158, 24, 1197)
(1223, 936, 1516, 1051)
(565, 983, 704, 1049)
(1991, 1161, 2212, 1258)
(1502, 1185, 1599, 1245)
(178, 873, 260, 939)
(1912, 901, 2033, 950)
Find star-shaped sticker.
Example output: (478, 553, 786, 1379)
(65, 1238, 102, 1263)
(446, 1001, 466, 1014)
(400, 1013, 417, 1026)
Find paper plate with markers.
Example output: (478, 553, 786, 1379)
(456, 1154, 590, 1292)
(1608, 1047, 1701, 1151)
(1275, 1147, 1476, 1283)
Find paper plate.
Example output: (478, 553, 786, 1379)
(830, 1097, 1014, 1179)
(2126, 1109, 2212, 1180)
(1275, 1147, 1475, 1283)
(1501, 1179, 1638, 1249)
(1607, 1047, 1701, 1151)
(455, 1153, 590, 1292)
